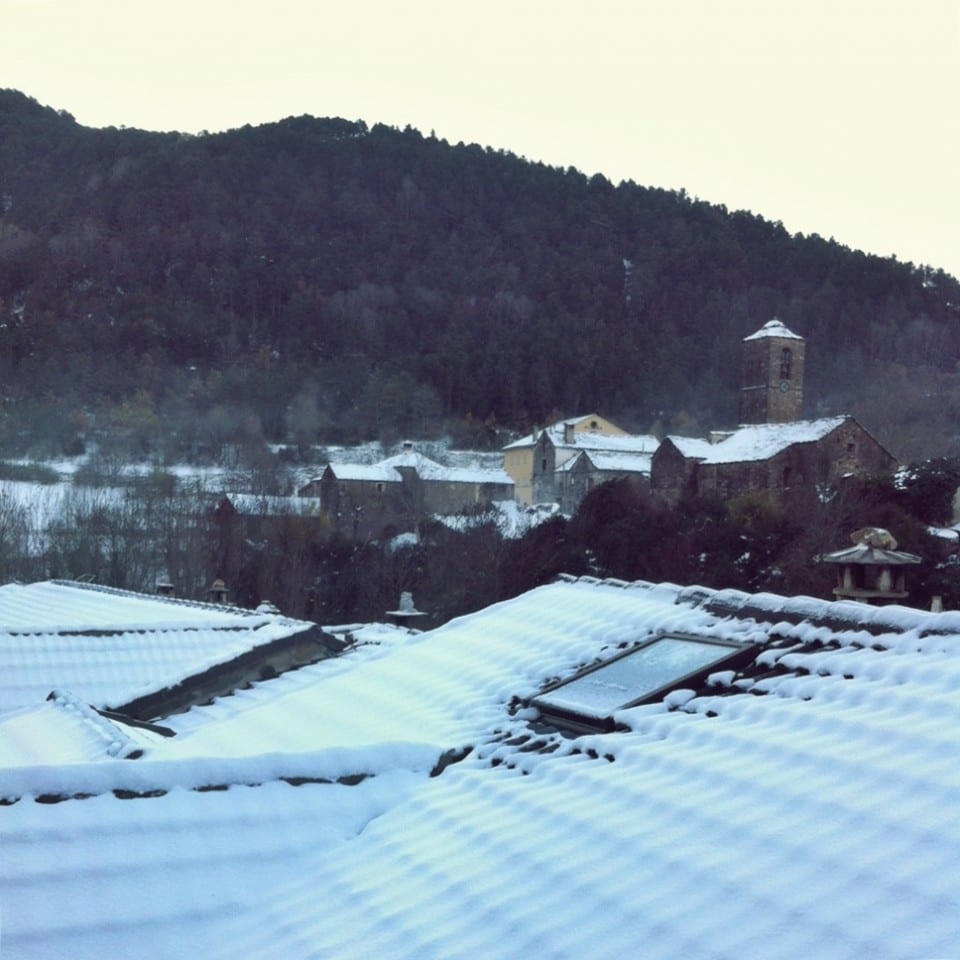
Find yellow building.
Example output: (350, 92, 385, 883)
(503, 414, 654, 507)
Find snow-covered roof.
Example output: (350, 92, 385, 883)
(823, 543, 923, 566)
(700, 415, 848, 464)
(324, 461, 402, 482)
(503, 414, 647, 451)
(0, 690, 168, 767)
(663, 435, 716, 459)
(568, 431, 659, 454)
(507, 425, 658, 456)
(326, 449, 513, 486)
(0, 580, 317, 712)
(569, 450, 653, 475)
(743, 317, 804, 341)
(503, 413, 602, 449)
(2, 577, 958, 959)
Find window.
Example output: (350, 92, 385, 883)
(780, 347, 792, 379)
(530, 634, 754, 733)
(541, 458, 547, 472)
(779, 347, 792, 378)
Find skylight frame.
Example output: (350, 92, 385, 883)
(530, 633, 753, 733)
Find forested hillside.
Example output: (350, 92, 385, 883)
(2, 89, 958, 461)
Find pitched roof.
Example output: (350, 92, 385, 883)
(743, 316, 804, 341)
(0, 580, 318, 712)
(823, 543, 922, 565)
(0, 689, 168, 767)
(502, 413, 603, 449)
(562, 449, 654, 475)
(326, 449, 513, 485)
(507, 425, 659, 458)
(700, 415, 848, 464)
(2, 577, 958, 959)
(662, 434, 716, 459)
(503, 414, 645, 452)
(566, 431, 659, 454)
(323, 461, 402, 482)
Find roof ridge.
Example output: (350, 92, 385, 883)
(45, 689, 143, 759)
(48, 579, 264, 617)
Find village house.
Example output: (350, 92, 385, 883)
(298, 442, 515, 540)
(211, 492, 328, 545)
(502, 414, 658, 510)
(650, 319, 897, 504)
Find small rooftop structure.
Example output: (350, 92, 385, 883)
(208, 578, 230, 604)
(386, 591, 427, 629)
(823, 527, 922, 604)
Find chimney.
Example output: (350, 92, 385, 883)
(208, 578, 229, 604)
(563, 422, 575, 444)
(386, 591, 427, 629)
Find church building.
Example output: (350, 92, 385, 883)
(650, 318, 897, 505)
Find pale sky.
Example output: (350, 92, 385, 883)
(2, 0, 959, 278)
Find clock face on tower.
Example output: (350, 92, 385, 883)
(779, 380, 790, 392)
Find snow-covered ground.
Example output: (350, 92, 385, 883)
(0, 441, 550, 560)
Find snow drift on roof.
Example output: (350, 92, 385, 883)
(701, 416, 848, 464)
(664, 435, 716, 459)
(578, 450, 653, 474)
(743, 317, 804, 341)
(329, 450, 513, 485)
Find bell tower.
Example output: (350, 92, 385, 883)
(739, 318, 805, 424)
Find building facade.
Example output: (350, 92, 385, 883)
(299, 445, 515, 540)
(503, 414, 656, 510)
(503, 414, 628, 506)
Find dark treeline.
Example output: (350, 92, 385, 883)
(2, 89, 959, 461)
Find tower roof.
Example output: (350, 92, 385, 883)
(743, 317, 803, 341)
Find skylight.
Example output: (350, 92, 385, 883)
(531, 634, 752, 732)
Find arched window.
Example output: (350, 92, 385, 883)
(780, 347, 792, 379)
